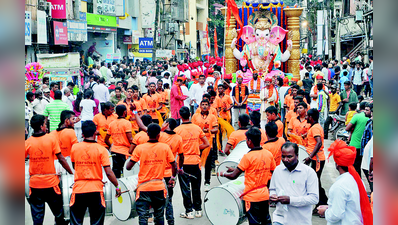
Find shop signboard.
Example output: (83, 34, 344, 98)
(37, 10, 47, 44)
(47, 0, 67, 19)
(132, 30, 140, 44)
(37, 53, 80, 68)
(53, 21, 68, 45)
(79, 12, 87, 21)
(67, 20, 88, 42)
(25, 11, 31, 45)
(123, 36, 132, 44)
(86, 13, 117, 27)
(138, 37, 153, 53)
(129, 44, 152, 58)
(140, 0, 156, 28)
(94, 0, 116, 16)
(156, 50, 172, 58)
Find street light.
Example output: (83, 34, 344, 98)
(301, 20, 308, 28)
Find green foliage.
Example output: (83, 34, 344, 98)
(208, 0, 225, 53)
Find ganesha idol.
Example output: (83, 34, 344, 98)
(231, 10, 292, 83)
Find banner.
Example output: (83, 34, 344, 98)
(200, 30, 210, 55)
(25, 11, 31, 45)
(67, 20, 88, 42)
(140, 0, 156, 28)
(139, 38, 153, 49)
(37, 10, 47, 44)
(156, 50, 172, 58)
(86, 13, 117, 27)
(53, 21, 68, 45)
(94, 0, 116, 16)
(47, 0, 67, 19)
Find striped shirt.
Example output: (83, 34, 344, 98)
(43, 100, 70, 131)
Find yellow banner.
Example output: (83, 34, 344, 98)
(129, 44, 152, 58)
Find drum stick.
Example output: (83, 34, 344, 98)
(120, 190, 129, 194)
(183, 172, 197, 179)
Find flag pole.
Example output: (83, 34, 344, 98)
(222, 0, 228, 81)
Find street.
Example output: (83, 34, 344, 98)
(25, 138, 370, 225)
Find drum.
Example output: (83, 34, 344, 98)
(25, 161, 30, 199)
(298, 145, 309, 162)
(61, 173, 74, 220)
(204, 177, 246, 225)
(123, 158, 140, 178)
(103, 179, 113, 215)
(247, 98, 261, 112)
(54, 156, 74, 177)
(112, 175, 139, 221)
(217, 141, 250, 184)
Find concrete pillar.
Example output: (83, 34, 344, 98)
(284, 8, 303, 80)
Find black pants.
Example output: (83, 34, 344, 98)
(164, 177, 175, 225)
(29, 187, 67, 225)
(245, 200, 271, 225)
(354, 148, 363, 178)
(112, 152, 127, 178)
(354, 84, 363, 96)
(178, 164, 202, 213)
(136, 191, 166, 225)
(311, 160, 328, 206)
(324, 116, 333, 139)
(363, 81, 371, 97)
(363, 169, 373, 192)
(204, 147, 216, 184)
(70, 192, 105, 225)
(304, 93, 311, 105)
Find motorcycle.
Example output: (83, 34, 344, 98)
(329, 112, 346, 140)
(335, 126, 350, 143)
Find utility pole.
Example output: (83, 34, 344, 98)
(327, 0, 332, 58)
(152, 0, 160, 62)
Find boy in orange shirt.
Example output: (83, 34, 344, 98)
(143, 82, 162, 124)
(105, 104, 134, 178)
(25, 115, 73, 225)
(288, 102, 311, 146)
(175, 106, 210, 219)
(224, 114, 250, 155)
(303, 109, 329, 211)
(70, 121, 121, 224)
(126, 123, 177, 225)
(265, 106, 284, 138)
(156, 79, 168, 120)
(249, 111, 267, 145)
(220, 127, 276, 225)
(50, 110, 78, 157)
(93, 102, 117, 148)
(262, 121, 286, 166)
(217, 84, 233, 123)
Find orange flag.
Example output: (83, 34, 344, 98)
(206, 24, 210, 50)
(214, 27, 218, 58)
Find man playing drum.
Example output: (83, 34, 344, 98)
(223, 114, 250, 156)
(219, 127, 276, 225)
(70, 121, 121, 225)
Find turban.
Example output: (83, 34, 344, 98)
(183, 64, 189, 70)
(264, 77, 272, 82)
(291, 77, 298, 82)
(177, 75, 186, 81)
(142, 71, 147, 75)
(316, 75, 323, 80)
(328, 140, 373, 225)
(236, 70, 243, 78)
(283, 77, 289, 83)
(216, 62, 223, 67)
(253, 70, 258, 74)
(204, 63, 210, 68)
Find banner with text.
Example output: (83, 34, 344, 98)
(37, 10, 47, 44)
(47, 0, 67, 19)
(53, 21, 68, 45)
(25, 11, 31, 45)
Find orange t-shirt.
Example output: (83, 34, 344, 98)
(285, 110, 298, 125)
(50, 128, 78, 157)
(133, 131, 149, 146)
(227, 128, 249, 149)
(70, 141, 111, 193)
(262, 137, 286, 166)
(289, 98, 308, 111)
(195, 107, 218, 118)
(191, 112, 218, 141)
(174, 122, 206, 165)
(159, 132, 183, 177)
(288, 117, 311, 136)
(237, 148, 276, 202)
(117, 99, 144, 131)
(212, 96, 222, 110)
(131, 141, 175, 199)
(260, 128, 267, 145)
(143, 93, 160, 119)
(275, 120, 284, 138)
(219, 94, 233, 120)
(157, 90, 168, 113)
(284, 94, 293, 110)
(306, 123, 325, 161)
(107, 118, 132, 156)
(25, 133, 61, 188)
(93, 113, 118, 148)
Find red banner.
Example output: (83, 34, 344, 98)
(47, 0, 67, 19)
(53, 21, 68, 45)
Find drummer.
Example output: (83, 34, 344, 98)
(249, 111, 267, 145)
(70, 121, 121, 225)
(105, 104, 134, 178)
(25, 114, 73, 225)
(288, 102, 311, 145)
(285, 96, 304, 130)
(219, 127, 276, 225)
(49, 110, 79, 157)
(262, 121, 286, 166)
(126, 123, 178, 224)
(129, 114, 152, 154)
(92, 102, 117, 149)
(223, 114, 250, 156)
(265, 106, 284, 138)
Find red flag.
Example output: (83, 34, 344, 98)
(214, 27, 218, 58)
(206, 24, 210, 50)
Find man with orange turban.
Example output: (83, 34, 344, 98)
(317, 140, 373, 225)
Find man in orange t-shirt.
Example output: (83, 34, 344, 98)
(117, 86, 146, 133)
(126, 123, 177, 225)
(288, 102, 311, 146)
(249, 111, 268, 145)
(285, 96, 303, 125)
(304, 109, 328, 208)
(218, 84, 233, 123)
(283, 84, 299, 111)
(143, 82, 162, 124)
(224, 114, 250, 155)
(25, 115, 73, 225)
(191, 99, 218, 191)
(129, 114, 152, 154)
(209, 90, 221, 115)
(50, 110, 78, 157)
(158, 118, 184, 225)
(156, 79, 168, 120)
(70, 121, 121, 224)
(262, 122, 285, 166)
(220, 127, 276, 225)
(265, 106, 284, 138)
(175, 106, 209, 219)
(93, 102, 117, 148)
(195, 93, 218, 118)
(105, 104, 134, 178)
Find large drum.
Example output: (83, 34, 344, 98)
(25, 161, 30, 199)
(61, 173, 74, 221)
(298, 145, 309, 162)
(247, 98, 261, 112)
(217, 141, 250, 184)
(102, 170, 113, 215)
(112, 175, 139, 221)
(123, 158, 140, 178)
(204, 177, 246, 225)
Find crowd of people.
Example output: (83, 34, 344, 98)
(25, 54, 373, 225)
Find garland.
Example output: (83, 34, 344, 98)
(250, 79, 261, 93)
(235, 84, 247, 105)
(242, 2, 284, 9)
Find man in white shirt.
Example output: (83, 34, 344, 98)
(139, 71, 148, 95)
(270, 142, 319, 225)
(352, 62, 364, 96)
(93, 77, 110, 103)
(161, 72, 172, 87)
(61, 82, 75, 98)
(189, 75, 208, 112)
(62, 88, 74, 110)
(106, 64, 113, 84)
(317, 140, 373, 225)
(32, 91, 45, 115)
(41, 88, 53, 109)
(321, 62, 329, 82)
(161, 64, 171, 77)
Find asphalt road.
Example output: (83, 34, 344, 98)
(25, 139, 370, 225)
